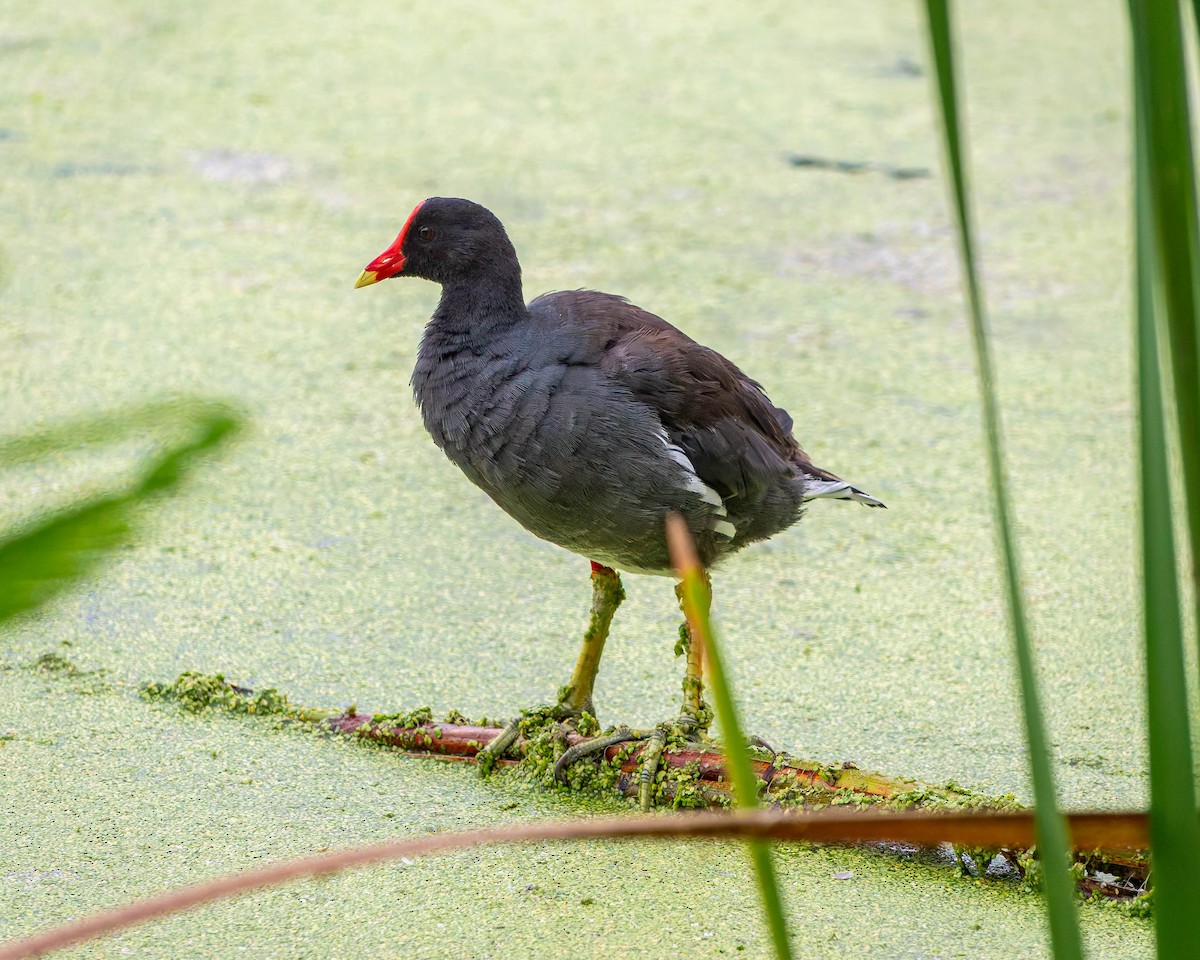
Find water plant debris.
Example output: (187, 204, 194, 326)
(141, 671, 1152, 905)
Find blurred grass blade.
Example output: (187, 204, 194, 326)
(666, 514, 792, 960)
(0, 497, 133, 626)
(0, 399, 234, 467)
(1137, 0, 1200, 646)
(0, 401, 241, 626)
(919, 1, 1082, 955)
(1131, 16, 1200, 952)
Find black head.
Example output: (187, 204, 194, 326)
(354, 197, 519, 288)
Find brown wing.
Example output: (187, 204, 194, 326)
(528, 290, 831, 500)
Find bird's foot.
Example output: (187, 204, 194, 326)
(476, 698, 600, 776)
(553, 710, 716, 811)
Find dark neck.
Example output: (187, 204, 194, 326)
(431, 261, 526, 338)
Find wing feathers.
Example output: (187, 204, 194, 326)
(528, 290, 880, 508)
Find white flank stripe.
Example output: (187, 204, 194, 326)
(683, 474, 726, 513)
(657, 430, 737, 534)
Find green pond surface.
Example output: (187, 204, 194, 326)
(0, 1, 1157, 957)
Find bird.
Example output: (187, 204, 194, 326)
(355, 197, 884, 804)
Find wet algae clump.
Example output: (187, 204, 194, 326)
(504, 707, 716, 810)
(141, 671, 296, 718)
(32, 652, 82, 674)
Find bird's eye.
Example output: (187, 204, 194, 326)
(417, 226, 435, 242)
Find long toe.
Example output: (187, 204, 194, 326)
(477, 700, 602, 776)
(477, 717, 522, 775)
(550, 716, 718, 810)
(552, 727, 640, 783)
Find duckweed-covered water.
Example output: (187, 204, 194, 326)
(0, 1, 1153, 956)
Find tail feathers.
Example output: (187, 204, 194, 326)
(802, 476, 887, 508)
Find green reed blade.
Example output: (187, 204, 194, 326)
(919, 2, 1083, 956)
(1131, 22, 1200, 951)
(667, 515, 792, 960)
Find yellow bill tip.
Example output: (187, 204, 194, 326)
(354, 269, 380, 289)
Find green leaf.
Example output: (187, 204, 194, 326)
(0, 400, 242, 627)
(1130, 0, 1200, 665)
(919, 2, 1083, 956)
(1131, 9, 1200, 952)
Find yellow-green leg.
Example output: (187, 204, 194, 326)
(479, 562, 625, 765)
(630, 574, 713, 809)
(556, 572, 716, 810)
(556, 562, 625, 718)
(675, 574, 714, 733)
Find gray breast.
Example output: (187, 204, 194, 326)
(411, 336, 733, 572)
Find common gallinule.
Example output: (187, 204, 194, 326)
(355, 198, 884, 804)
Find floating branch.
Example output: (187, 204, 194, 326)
(140, 673, 1152, 904)
(326, 710, 970, 805)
